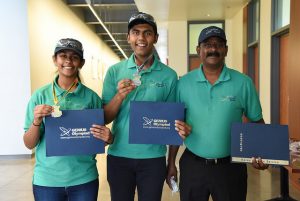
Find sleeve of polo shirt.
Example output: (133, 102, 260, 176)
(91, 93, 103, 109)
(176, 77, 186, 104)
(165, 73, 178, 102)
(243, 78, 263, 121)
(24, 91, 39, 132)
(102, 67, 117, 105)
(175, 80, 181, 103)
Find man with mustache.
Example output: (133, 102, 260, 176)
(167, 26, 268, 201)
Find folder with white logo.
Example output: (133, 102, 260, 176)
(45, 109, 105, 156)
(129, 101, 185, 145)
(231, 122, 290, 165)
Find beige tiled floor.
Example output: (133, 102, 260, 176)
(1, 150, 300, 201)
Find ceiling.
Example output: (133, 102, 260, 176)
(66, 0, 138, 59)
(135, 0, 249, 21)
(65, 0, 249, 60)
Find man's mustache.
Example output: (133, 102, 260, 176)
(206, 52, 220, 57)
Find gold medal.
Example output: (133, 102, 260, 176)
(51, 105, 62, 117)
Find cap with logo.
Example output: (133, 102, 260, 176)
(128, 12, 157, 34)
(54, 38, 84, 59)
(198, 26, 227, 44)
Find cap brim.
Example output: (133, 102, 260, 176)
(128, 19, 156, 30)
(54, 47, 83, 58)
(199, 36, 227, 43)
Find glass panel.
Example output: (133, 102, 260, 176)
(281, 0, 290, 27)
(188, 23, 223, 54)
(273, 0, 290, 31)
(248, 0, 259, 43)
(255, 0, 259, 41)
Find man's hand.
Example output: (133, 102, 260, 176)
(175, 120, 192, 139)
(166, 163, 178, 190)
(251, 157, 269, 170)
(116, 79, 136, 100)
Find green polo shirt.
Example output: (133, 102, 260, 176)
(24, 77, 102, 187)
(102, 54, 177, 158)
(177, 64, 262, 158)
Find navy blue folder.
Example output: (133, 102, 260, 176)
(45, 109, 105, 156)
(231, 122, 290, 165)
(129, 101, 185, 145)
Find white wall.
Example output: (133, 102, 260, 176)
(155, 22, 169, 65)
(168, 21, 188, 77)
(259, 0, 272, 123)
(28, 0, 120, 95)
(0, 1, 32, 155)
(225, 8, 244, 72)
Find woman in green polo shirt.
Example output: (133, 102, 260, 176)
(23, 38, 113, 201)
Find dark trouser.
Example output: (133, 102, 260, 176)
(107, 155, 166, 201)
(179, 149, 247, 201)
(33, 179, 99, 201)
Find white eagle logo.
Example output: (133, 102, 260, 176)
(59, 127, 71, 136)
(142, 117, 153, 126)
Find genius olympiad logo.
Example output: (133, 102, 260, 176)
(143, 117, 153, 126)
(60, 127, 71, 136)
(59, 127, 91, 139)
(142, 116, 171, 130)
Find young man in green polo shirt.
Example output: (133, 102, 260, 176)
(167, 26, 268, 201)
(102, 12, 177, 201)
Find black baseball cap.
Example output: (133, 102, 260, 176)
(128, 12, 157, 34)
(54, 38, 84, 59)
(198, 26, 227, 44)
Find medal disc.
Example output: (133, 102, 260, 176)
(133, 73, 141, 86)
(51, 105, 62, 118)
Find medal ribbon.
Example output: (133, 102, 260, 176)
(52, 79, 77, 105)
(134, 53, 153, 73)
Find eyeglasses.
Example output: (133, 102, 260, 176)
(201, 42, 226, 49)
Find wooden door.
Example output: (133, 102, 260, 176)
(279, 34, 289, 125)
(189, 55, 201, 71)
(254, 46, 259, 92)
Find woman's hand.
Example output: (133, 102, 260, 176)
(33, 104, 53, 125)
(90, 124, 114, 145)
